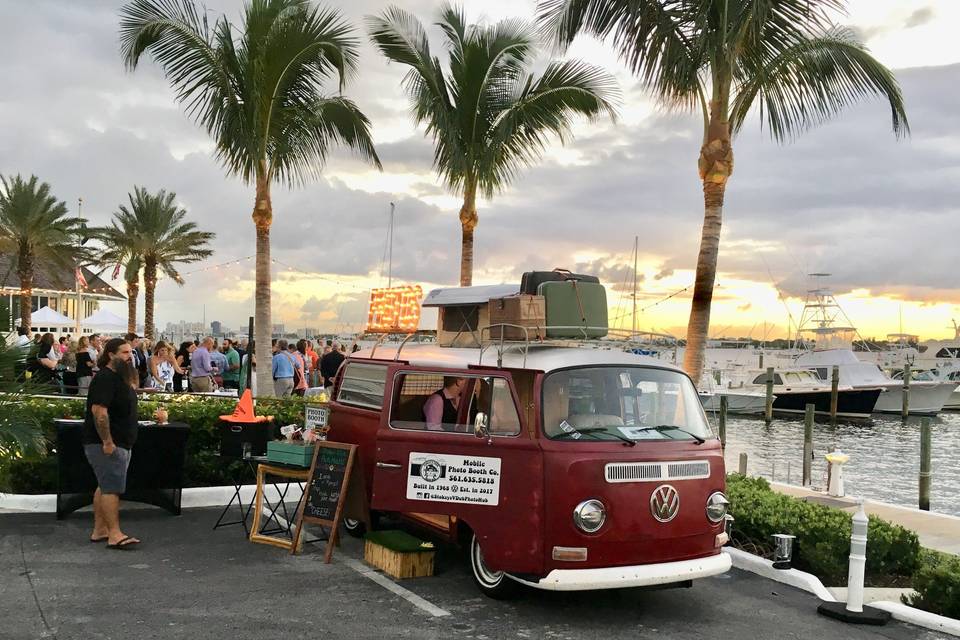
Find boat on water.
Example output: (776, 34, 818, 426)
(698, 388, 769, 415)
(796, 349, 955, 416)
(892, 366, 960, 411)
(743, 368, 881, 419)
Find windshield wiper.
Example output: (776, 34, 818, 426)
(555, 426, 636, 447)
(635, 424, 706, 445)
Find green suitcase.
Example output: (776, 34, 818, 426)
(538, 281, 608, 338)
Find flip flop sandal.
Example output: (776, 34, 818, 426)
(106, 536, 140, 550)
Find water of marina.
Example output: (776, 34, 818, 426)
(709, 410, 960, 517)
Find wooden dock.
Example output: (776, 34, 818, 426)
(770, 482, 960, 556)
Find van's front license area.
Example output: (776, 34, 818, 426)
(406, 452, 502, 506)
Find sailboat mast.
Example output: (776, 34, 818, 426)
(632, 236, 638, 335)
(387, 202, 395, 289)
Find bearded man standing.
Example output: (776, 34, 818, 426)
(82, 337, 141, 549)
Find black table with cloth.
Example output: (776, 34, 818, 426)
(54, 419, 190, 519)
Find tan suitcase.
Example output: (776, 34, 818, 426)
(488, 295, 546, 341)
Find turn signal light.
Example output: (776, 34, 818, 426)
(715, 532, 730, 548)
(552, 546, 588, 562)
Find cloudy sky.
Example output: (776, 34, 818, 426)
(2, 0, 958, 340)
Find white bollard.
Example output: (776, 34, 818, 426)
(825, 450, 849, 497)
(846, 499, 868, 613)
(817, 498, 890, 625)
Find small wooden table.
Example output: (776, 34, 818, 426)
(248, 463, 310, 550)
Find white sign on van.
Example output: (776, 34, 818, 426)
(406, 452, 501, 506)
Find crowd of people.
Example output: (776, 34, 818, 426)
(10, 324, 353, 397)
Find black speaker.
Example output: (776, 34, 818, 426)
(218, 420, 274, 458)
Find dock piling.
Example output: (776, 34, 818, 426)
(738, 452, 748, 475)
(764, 367, 774, 425)
(719, 395, 728, 449)
(830, 365, 840, 425)
(803, 403, 814, 486)
(920, 417, 932, 511)
(902, 364, 911, 421)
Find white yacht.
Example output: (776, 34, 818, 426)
(796, 349, 955, 415)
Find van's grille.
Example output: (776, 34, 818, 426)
(605, 460, 711, 483)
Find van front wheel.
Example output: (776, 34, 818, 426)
(469, 534, 518, 599)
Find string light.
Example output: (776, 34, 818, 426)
(367, 286, 422, 333)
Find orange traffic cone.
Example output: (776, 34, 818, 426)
(220, 389, 270, 423)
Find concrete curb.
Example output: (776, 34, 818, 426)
(0, 485, 299, 513)
(727, 547, 960, 637)
(726, 547, 837, 602)
(870, 601, 960, 637)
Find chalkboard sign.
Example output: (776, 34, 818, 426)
(291, 441, 366, 562)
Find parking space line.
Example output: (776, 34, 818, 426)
(338, 556, 451, 618)
(260, 506, 450, 618)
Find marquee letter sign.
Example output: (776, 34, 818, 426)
(367, 285, 422, 333)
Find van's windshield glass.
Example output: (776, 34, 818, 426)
(542, 366, 713, 442)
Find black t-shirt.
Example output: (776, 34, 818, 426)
(82, 367, 139, 449)
(320, 350, 345, 385)
(76, 351, 95, 377)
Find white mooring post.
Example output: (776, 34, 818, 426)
(817, 499, 891, 625)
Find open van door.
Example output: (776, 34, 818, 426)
(371, 366, 545, 575)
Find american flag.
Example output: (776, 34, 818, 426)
(75, 267, 88, 288)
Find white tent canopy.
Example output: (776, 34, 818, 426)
(82, 308, 127, 331)
(31, 305, 73, 326)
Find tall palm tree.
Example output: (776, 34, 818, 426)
(369, 5, 619, 286)
(0, 174, 88, 333)
(98, 187, 214, 340)
(96, 213, 143, 334)
(119, 0, 380, 395)
(0, 340, 44, 459)
(539, 0, 909, 381)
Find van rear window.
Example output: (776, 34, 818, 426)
(337, 363, 388, 409)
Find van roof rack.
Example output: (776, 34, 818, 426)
(478, 324, 678, 368)
(353, 330, 437, 360)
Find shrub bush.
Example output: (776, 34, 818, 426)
(0, 394, 311, 493)
(904, 551, 960, 619)
(726, 474, 921, 585)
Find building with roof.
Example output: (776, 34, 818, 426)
(0, 254, 125, 333)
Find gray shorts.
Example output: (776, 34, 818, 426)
(83, 444, 132, 495)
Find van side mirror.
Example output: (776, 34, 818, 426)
(474, 412, 489, 438)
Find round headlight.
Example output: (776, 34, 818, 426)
(706, 491, 729, 523)
(573, 499, 606, 533)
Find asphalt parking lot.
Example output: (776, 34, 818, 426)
(0, 507, 949, 640)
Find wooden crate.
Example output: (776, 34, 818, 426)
(488, 294, 545, 340)
(363, 530, 435, 579)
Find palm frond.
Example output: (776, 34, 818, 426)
(731, 26, 909, 141)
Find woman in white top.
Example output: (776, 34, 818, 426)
(147, 341, 185, 390)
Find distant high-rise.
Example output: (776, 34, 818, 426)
(211, 320, 222, 336)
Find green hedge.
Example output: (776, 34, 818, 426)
(904, 551, 960, 619)
(726, 474, 921, 585)
(0, 394, 315, 493)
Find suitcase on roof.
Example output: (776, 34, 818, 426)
(520, 269, 599, 296)
(539, 280, 608, 338)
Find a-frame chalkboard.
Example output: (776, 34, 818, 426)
(291, 441, 368, 562)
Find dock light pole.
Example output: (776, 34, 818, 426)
(817, 500, 891, 625)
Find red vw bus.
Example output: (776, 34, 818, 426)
(326, 332, 732, 598)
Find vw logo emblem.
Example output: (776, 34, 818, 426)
(650, 484, 680, 523)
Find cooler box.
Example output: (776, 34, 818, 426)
(488, 295, 546, 340)
(520, 269, 599, 295)
(266, 440, 316, 467)
(539, 280, 608, 338)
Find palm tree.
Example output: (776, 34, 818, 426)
(0, 174, 88, 333)
(369, 5, 619, 286)
(119, 0, 380, 395)
(0, 340, 44, 459)
(97, 187, 214, 340)
(539, 0, 909, 381)
(96, 213, 143, 334)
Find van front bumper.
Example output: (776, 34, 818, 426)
(511, 552, 732, 592)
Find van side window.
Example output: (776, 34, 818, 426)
(336, 363, 388, 409)
(389, 372, 521, 436)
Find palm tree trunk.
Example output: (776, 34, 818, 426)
(683, 94, 734, 383)
(253, 175, 273, 397)
(143, 258, 157, 340)
(17, 246, 32, 335)
(126, 280, 139, 334)
(458, 182, 478, 287)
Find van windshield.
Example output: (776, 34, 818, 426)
(542, 366, 713, 442)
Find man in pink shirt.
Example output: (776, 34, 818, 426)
(422, 377, 465, 431)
